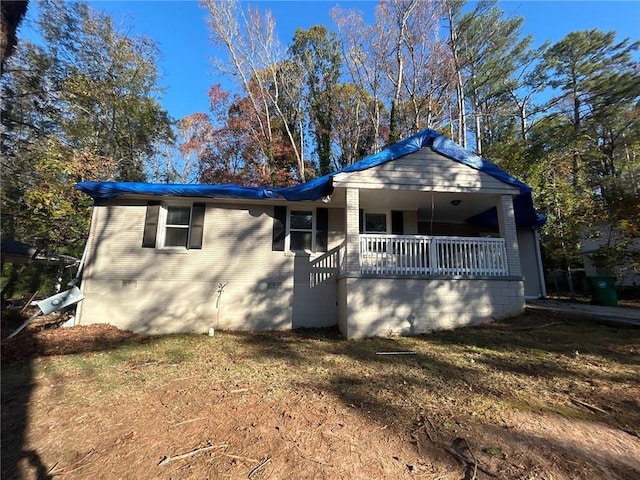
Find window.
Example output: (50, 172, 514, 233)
(289, 210, 314, 251)
(364, 212, 388, 233)
(164, 205, 191, 247)
(271, 206, 328, 253)
(142, 201, 205, 249)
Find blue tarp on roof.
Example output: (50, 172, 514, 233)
(76, 129, 546, 227)
(75, 182, 281, 202)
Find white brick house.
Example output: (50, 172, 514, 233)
(75, 129, 546, 338)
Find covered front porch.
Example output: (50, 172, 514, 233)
(304, 137, 547, 338)
(336, 184, 524, 279)
(332, 180, 526, 338)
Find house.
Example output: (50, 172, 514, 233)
(580, 223, 640, 287)
(74, 129, 547, 338)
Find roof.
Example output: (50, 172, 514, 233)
(76, 129, 546, 227)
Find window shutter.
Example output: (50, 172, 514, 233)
(359, 209, 364, 233)
(316, 208, 329, 252)
(272, 206, 287, 251)
(142, 201, 160, 248)
(188, 203, 206, 249)
(391, 210, 404, 235)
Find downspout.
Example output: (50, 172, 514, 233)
(534, 227, 547, 298)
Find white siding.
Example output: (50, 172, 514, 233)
(78, 202, 344, 334)
(498, 194, 522, 277)
(333, 148, 519, 195)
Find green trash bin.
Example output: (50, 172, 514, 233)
(587, 276, 618, 307)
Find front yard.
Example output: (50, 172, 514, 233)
(1, 311, 639, 479)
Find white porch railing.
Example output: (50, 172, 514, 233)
(359, 234, 508, 276)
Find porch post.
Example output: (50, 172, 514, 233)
(497, 194, 522, 277)
(345, 187, 360, 273)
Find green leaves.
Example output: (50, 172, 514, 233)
(289, 25, 342, 175)
(1, 0, 173, 257)
(501, 28, 640, 273)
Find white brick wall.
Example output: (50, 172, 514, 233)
(497, 195, 522, 277)
(78, 201, 344, 334)
(78, 196, 527, 338)
(344, 188, 360, 273)
(338, 276, 525, 338)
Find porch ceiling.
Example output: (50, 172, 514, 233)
(358, 189, 498, 222)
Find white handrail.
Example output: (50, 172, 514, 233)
(359, 234, 508, 276)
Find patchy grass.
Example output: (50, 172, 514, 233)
(2, 313, 639, 479)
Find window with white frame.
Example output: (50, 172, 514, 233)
(142, 201, 205, 250)
(163, 205, 192, 247)
(289, 210, 314, 251)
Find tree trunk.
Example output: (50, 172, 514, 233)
(447, 4, 466, 148)
(389, 1, 417, 144)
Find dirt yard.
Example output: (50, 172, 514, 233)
(1, 311, 639, 480)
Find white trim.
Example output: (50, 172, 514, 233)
(158, 202, 194, 249)
(286, 207, 317, 253)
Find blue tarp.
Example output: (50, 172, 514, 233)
(75, 182, 282, 202)
(76, 129, 546, 227)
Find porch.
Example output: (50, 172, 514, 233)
(357, 234, 508, 277)
(333, 188, 526, 338)
(328, 145, 532, 337)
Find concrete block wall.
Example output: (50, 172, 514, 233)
(337, 276, 525, 339)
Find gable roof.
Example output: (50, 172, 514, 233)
(76, 129, 546, 227)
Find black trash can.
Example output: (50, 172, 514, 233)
(587, 276, 618, 307)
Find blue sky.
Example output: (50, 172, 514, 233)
(18, 1, 640, 122)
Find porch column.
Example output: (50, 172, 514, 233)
(497, 194, 522, 277)
(344, 187, 360, 273)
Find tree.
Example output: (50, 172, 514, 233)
(1, 0, 173, 256)
(528, 29, 640, 274)
(331, 83, 378, 169)
(525, 117, 598, 271)
(171, 84, 278, 186)
(381, 0, 420, 143)
(289, 25, 342, 175)
(400, 15, 454, 134)
(333, 0, 450, 146)
(445, 0, 532, 154)
(202, 0, 308, 183)
(0, 0, 29, 75)
(381, 0, 452, 140)
(500, 43, 550, 144)
(542, 29, 639, 186)
(331, 5, 388, 151)
(444, 0, 467, 147)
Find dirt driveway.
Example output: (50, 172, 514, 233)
(2, 312, 639, 479)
